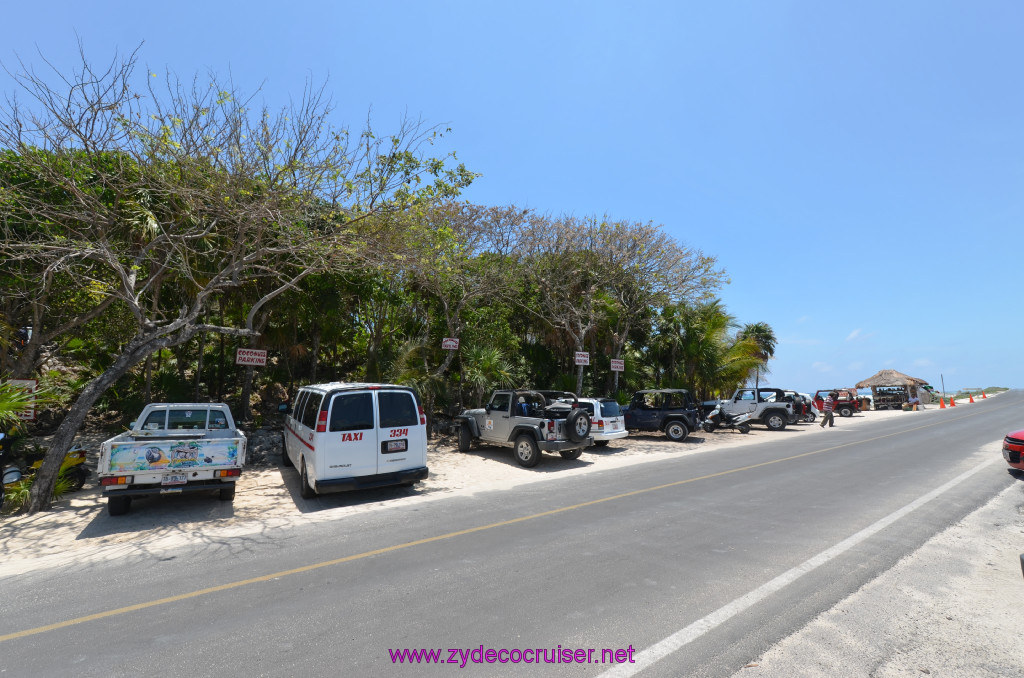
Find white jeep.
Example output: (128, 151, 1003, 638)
(454, 390, 593, 467)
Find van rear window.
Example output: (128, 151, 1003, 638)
(600, 400, 621, 417)
(330, 392, 374, 432)
(379, 391, 418, 428)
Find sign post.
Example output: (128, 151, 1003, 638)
(574, 352, 590, 366)
(235, 348, 268, 367)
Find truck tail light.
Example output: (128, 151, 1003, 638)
(418, 405, 426, 425)
(215, 469, 241, 478)
(316, 410, 328, 433)
(101, 475, 133, 486)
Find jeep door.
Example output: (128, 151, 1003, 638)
(482, 392, 513, 442)
(629, 392, 663, 430)
(724, 389, 758, 415)
(376, 389, 427, 473)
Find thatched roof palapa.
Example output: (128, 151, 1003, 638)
(855, 369, 930, 389)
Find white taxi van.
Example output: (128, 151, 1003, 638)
(282, 383, 428, 497)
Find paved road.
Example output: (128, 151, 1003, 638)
(1, 393, 1019, 677)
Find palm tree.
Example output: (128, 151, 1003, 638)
(738, 322, 777, 390)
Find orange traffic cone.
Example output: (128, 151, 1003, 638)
(949, 396, 956, 407)
(939, 397, 946, 409)
(969, 394, 975, 403)
(982, 391, 987, 399)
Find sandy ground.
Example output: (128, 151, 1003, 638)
(0, 398, 990, 575)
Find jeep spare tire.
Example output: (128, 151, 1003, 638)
(566, 409, 592, 442)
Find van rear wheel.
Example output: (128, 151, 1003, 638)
(281, 449, 293, 467)
(299, 458, 316, 499)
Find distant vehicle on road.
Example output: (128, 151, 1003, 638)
(813, 389, 860, 417)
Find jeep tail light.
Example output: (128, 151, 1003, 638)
(597, 420, 604, 428)
(418, 405, 426, 425)
(547, 420, 554, 430)
(316, 410, 328, 433)
(101, 475, 133, 486)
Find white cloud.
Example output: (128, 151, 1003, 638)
(845, 329, 862, 341)
(812, 362, 833, 372)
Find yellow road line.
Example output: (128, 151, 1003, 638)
(0, 405, 1006, 643)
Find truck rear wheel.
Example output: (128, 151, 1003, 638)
(514, 435, 541, 468)
(665, 420, 689, 442)
(458, 423, 472, 452)
(559, 448, 582, 460)
(838, 406, 854, 417)
(218, 485, 236, 501)
(299, 457, 316, 499)
(107, 495, 131, 516)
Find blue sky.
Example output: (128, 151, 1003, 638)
(3, 1, 1021, 393)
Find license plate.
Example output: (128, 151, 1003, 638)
(387, 440, 407, 452)
(162, 474, 187, 485)
(1004, 448, 1011, 461)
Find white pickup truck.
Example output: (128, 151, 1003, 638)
(98, 403, 246, 515)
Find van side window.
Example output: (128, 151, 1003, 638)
(329, 392, 374, 432)
(378, 392, 418, 428)
(293, 391, 309, 422)
(301, 393, 323, 429)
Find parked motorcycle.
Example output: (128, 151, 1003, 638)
(702, 404, 753, 434)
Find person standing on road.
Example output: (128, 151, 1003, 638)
(820, 392, 836, 428)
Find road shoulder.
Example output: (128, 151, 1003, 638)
(734, 474, 1024, 677)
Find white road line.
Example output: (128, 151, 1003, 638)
(598, 456, 998, 677)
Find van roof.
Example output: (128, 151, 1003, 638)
(298, 382, 413, 393)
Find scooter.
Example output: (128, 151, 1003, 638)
(702, 404, 753, 434)
(0, 431, 90, 497)
(1, 432, 24, 505)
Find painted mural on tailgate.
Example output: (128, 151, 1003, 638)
(108, 439, 240, 472)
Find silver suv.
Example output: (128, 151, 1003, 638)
(454, 390, 593, 467)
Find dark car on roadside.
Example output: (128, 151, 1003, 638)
(622, 389, 701, 442)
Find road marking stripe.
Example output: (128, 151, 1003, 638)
(0, 406, 1005, 643)
(597, 456, 999, 677)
